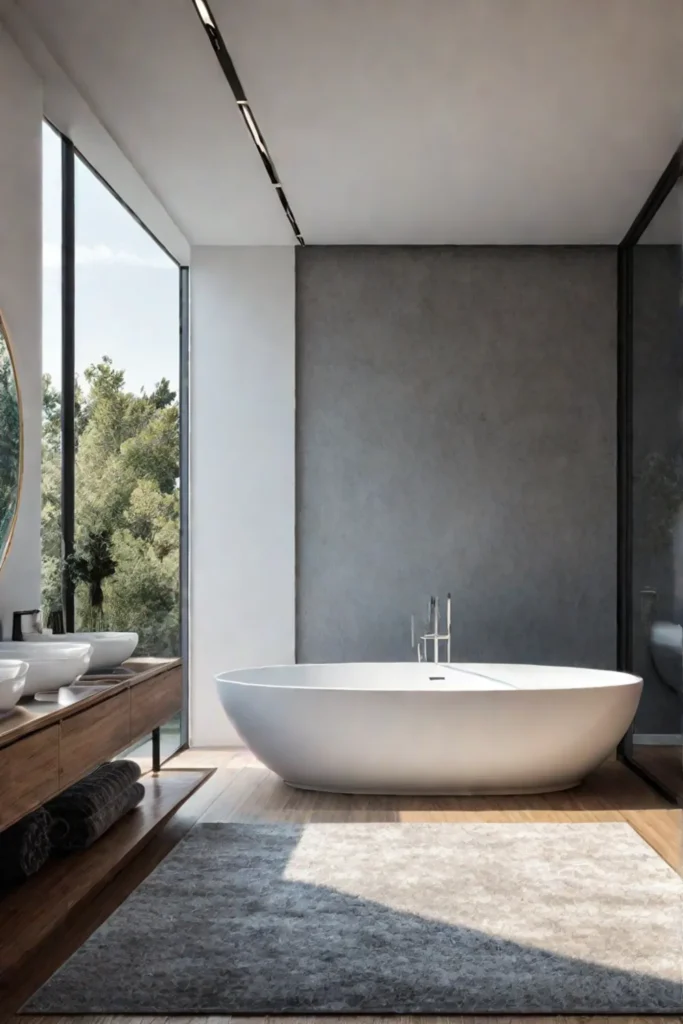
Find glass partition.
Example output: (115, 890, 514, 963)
(621, 160, 683, 802)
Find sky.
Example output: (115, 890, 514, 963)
(42, 123, 180, 397)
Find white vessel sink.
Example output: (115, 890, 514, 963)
(25, 631, 138, 672)
(0, 641, 93, 696)
(0, 659, 29, 711)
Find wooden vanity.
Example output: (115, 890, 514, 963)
(0, 657, 214, 984)
(0, 658, 182, 832)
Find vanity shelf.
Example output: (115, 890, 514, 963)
(0, 657, 183, 832)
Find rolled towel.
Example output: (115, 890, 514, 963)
(0, 808, 52, 890)
(46, 759, 142, 821)
(50, 781, 145, 853)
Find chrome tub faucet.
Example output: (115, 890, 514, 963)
(411, 593, 451, 663)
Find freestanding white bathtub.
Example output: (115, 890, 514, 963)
(215, 663, 643, 795)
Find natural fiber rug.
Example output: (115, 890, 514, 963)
(23, 821, 683, 1014)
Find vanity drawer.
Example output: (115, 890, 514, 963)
(130, 666, 182, 742)
(59, 690, 131, 788)
(0, 725, 60, 831)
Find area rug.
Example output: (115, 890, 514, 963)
(22, 821, 683, 1014)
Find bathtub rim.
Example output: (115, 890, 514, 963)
(215, 662, 644, 693)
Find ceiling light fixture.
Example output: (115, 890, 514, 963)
(191, 0, 215, 29)
(240, 104, 267, 155)
(188, 0, 304, 244)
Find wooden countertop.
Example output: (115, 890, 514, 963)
(0, 657, 181, 750)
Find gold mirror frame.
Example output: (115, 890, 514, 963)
(0, 309, 23, 574)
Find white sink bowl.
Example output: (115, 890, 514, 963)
(0, 659, 29, 710)
(25, 631, 138, 672)
(0, 641, 93, 696)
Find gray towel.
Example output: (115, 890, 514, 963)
(0, 808, 52, 890)
(50, 781, 145, 852)
(46, 759, 142, 820)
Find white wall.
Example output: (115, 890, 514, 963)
(0, 25, 43, 633)
(190, 246, 295, 746)
(0, 11, 188, 635)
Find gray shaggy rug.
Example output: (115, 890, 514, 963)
(23, 821, 683, 1014)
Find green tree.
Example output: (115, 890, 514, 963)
(41, 358, 180, 656)
(0, 337, 21, 553)
(66, 529, 117, 630)
(41, 373, 62, 612)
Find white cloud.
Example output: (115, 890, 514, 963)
(42, 242, 171, 270)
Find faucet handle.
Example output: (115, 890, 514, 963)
(639, 587, 657, 629)
(12, 608, 42, 641)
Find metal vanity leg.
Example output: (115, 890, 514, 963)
(152, 727, 161, 773)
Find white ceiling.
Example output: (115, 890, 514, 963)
(15, 0, 293, 245)
(13, 0, 683, 245)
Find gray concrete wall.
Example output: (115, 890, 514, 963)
(296, 246, 617, 669)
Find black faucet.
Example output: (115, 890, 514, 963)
(12, 609, 41, 641)
(46, 607, 66, 635)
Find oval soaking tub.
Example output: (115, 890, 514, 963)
(215, 663, 643, 795)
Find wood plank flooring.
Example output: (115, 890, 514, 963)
(185, 748, 681, 872)
(3, 748, 681, 1024)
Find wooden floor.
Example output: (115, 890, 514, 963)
(182, 748, 682, 872)
(2, 749, 681, 1024)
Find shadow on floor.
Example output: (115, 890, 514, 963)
(22, 820, 683, 1016)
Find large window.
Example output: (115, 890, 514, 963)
(73, 155, 181, 656)
(41, 125, 186, 760)
(41, 123, 63, 612)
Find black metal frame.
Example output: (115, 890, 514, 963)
(179, 266, 190, 748)
(616, 143, 683, 804)
(49, 121, 189, 765)
(152, 726, 161, 773)
(60, 136, 76, 631)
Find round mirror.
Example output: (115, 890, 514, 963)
(0, 311, 22, 571)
